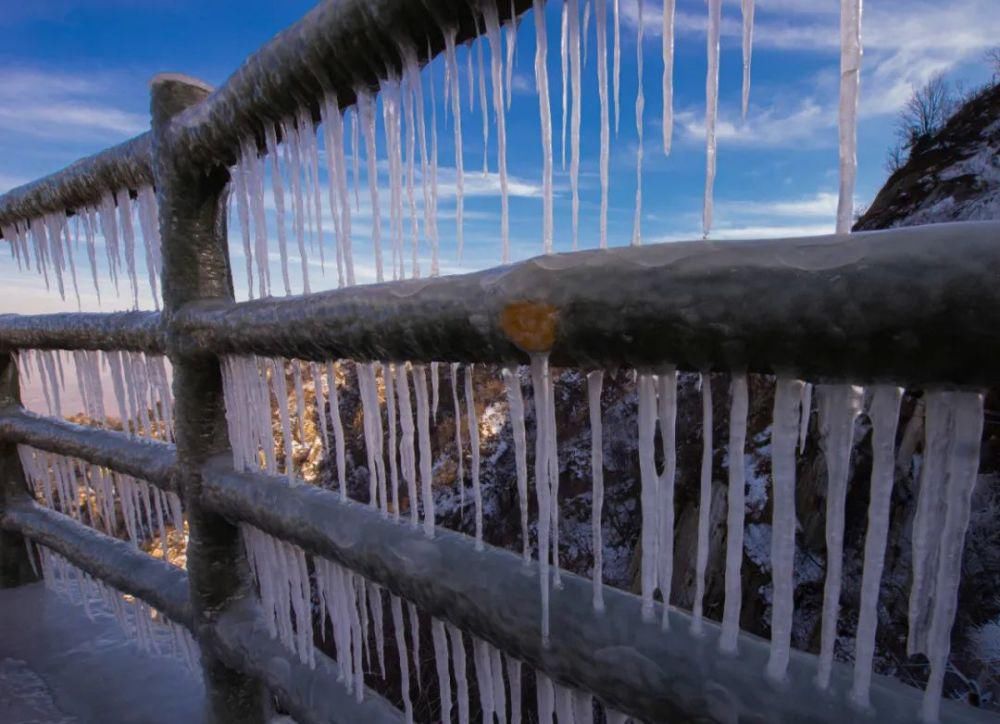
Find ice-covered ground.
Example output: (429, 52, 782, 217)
(0, 583, 205, 724)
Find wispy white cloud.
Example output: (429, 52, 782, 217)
(719, 191, 839, 219)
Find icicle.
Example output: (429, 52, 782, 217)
(484, 3, 511, 263)
(358, 362, 387, 510)
(560, 1, 569, 170)
(703, 0, 722, 239)
(582, 0, 592, 67)
(505, 4, 518, 110)
(766, 376, 805, 681)
(396, 364, 419, 526)
(302, 109, 325, 275)
(60, 215, 81, 309)
(135, 186, 160, 308)
(612, 0, 621, 134)
(503, 367, 530, 562)
(837, 0, 863, 234)
(326, 362, 348, 497)
(444, 32, 466, 258)
(385, 364, 400, 519)
(507, 655, 523, 724)
(546, 364, 561, 586)
(799, 382, 813, 453)
(489, 645, 507, 723)
(320, 98, 346, 287)
(587, 371, 605, 610)
(555, 684, 574, 724)
(430, 362, 440, 420)
(382, 78, 404, 280)
(720, 374, 749, 652)
(476, 23, 490, 177)
(637, 373, 659, 621)
(289, 113, 314, 292)
(662, 0, 675, 154)
(596, 0, 610, 248)
(244, 140, 272, 297)
(691, 372, 713, 635)
(464, 365, 483, 548)
(413, 364, 435, 537)
(264, 124, 292, 295)
(357, 90, 384, 282)
(814, 384, 865, 688)
(448, 624, 470, 724)
(849, 385, 901, 708)
(533, 0, 555, 254)
(530, 355, 553, 641)
(536, 670, 555, 723)
(741, 0, 755, 118)
(233, 149, 255, 298)
(473, 638, 496, 722)
(450, 363, 465, 507)
(407, 601, 421, 692)
(630, 0, 645, 246)
(921, 393, 982, 723)
(569, 0, 582, 250)
(432, 619, 453, 721)
(400, 66, 420, 279)
(292, 359, 307, 445)
(390, 596, 413, 723)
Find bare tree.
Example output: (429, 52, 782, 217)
(989, 47, 1000, 80)
(897, 74, 956, 149)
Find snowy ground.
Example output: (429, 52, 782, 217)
(0, 583, 205, 724)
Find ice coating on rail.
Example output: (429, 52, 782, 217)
(533, 0, 555, 253)
(630, 0, 645, 246)
(815, 384, 865, 689)
(484, 3, 511, 263)
(838, 0, 863, 234)
(720, 373, 748, 652)
(850, 385, 902, 708)
(637, 372, 658, 620)
(703, 0, 722, 238)
(691, 372, 713, 635)
(922, 392, 983, 722)
(662, 0, 675, 154)
(464, 364, 483, 548)
(767, 376, 804, 681)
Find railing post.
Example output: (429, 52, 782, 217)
(0, 351, 40, 586)
(150, 74, 266, 722)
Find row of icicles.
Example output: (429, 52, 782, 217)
(220, 351, 985, 723)
(28, 544, 199, 675)
(242, 524, 633, 724)
(3, 0, 863, 306)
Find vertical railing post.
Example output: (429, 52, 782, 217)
(0, 351, 39, 586)
(151, 74, 266, 722)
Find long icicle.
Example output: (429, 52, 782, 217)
(596, 0, 610, 248)
(662, 0, 675, 154)
(530, 354, 553, 642)
(587, 370, 605, 611)
(637, 372, 658, 621)
(533, 0, 555, 254)
(837, 0, 863, 234)
(703, 0, 722, 239)
(921, 393, 983, 723)
(390, 596, 414, 723)
(815, 384, 865, 689)
(658, 367, 678, 630)
(560, 0, 569, 169)
(484, 3, 511, 263)
(413, 364, 435, 537)
(568, 0, 582, 250)
(450, 363, 465, 508)
(691, 372, 713, 635)
(448, 624, 470, 724)
(741, 0, 755, 118)
(503, 367, 530, 562)
(265, 125, 292, 295)
(849, 385, 902, 708)
(766, 376, 804, 681)
(357, 90, 384, 282)
(445, 30, 466, 259)
(464, 365, 483, 548)
(630, 0, 645, 246)
(720, 373, 748, 651)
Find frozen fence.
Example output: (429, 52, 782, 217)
(1, 1, 999, 723)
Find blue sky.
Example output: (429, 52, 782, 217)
(1, 0, 997, 313)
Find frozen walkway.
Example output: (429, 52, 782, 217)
(0, 582, 206, 724)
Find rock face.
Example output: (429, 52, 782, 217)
(315, 80, 1000, 712)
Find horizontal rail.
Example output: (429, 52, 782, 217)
(198, 460, 994, 724)
(175, 221, 1000, 387)
(0, 310, 165, 353)
(1, 497, 191, 627)
(202, 598, 404, 724)
(0, 133, 153, 232)
(0, 407, 178, 493)
(165, 0, 529, 169)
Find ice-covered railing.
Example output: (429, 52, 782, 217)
(0, 1, 996, 723)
